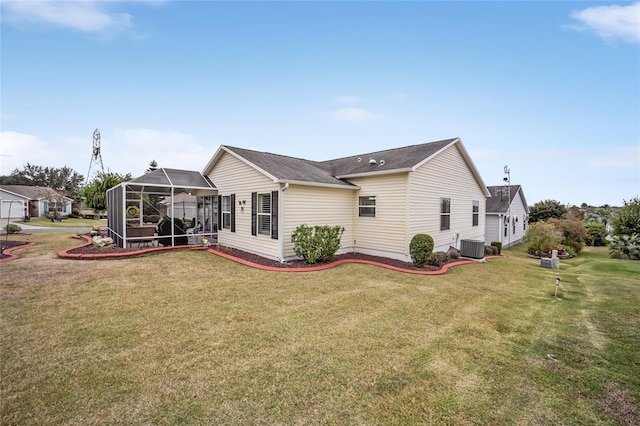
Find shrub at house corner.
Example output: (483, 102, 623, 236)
(291, 224, 345, 264)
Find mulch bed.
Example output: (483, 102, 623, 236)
(66, 234, 457, 271)
(0, 240, 31, 260)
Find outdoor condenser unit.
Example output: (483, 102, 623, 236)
(460, 239, 485, 259)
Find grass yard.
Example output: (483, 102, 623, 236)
(17, 217, 107, 228)
(1, 232, 639, 425)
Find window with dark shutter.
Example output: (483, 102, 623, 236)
(251, 192, 257, 236)
(271, 190, 278, 240)
(230, 194, 236, 232)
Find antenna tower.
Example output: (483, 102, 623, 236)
(85, 128, 105, 185)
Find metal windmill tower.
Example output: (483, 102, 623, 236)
(85, 128, 105, 185)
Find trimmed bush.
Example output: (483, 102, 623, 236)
(291, 224, 345, 264)
(4, 224, 22, 234)
(427, 251, 449, 267)
(410, 234, 434, 268)
(584, 222, 607, 246)
(485, 245, 498, 256)
(490, 241, 502, 255)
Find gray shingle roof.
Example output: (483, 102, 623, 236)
(486, 185, 522, 213)
(223, 147, 353, 187)
(222, 138, 458, 186)
(0, 185, 71, 200)
(323, 138, 456, 177)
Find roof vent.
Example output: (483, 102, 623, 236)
(378, 160, 385, 166)
(357, 157, 362, 162)
(369, 158, 377, 165)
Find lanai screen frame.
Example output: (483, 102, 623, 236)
(106, 168, 218, 248)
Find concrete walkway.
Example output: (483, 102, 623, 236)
(1, 220, 95, 234)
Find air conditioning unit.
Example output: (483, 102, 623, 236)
(460, 239, 485, 259)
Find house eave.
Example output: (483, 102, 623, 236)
(278, 179, 360, 190)
(335, 168, 412, 179)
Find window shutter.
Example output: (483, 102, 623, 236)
(230, 193, 236, 233)
(217, 195, 222, 231)
(251, 192, 257, 236)
(271, 190, 278, 240)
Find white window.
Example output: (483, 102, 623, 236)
(440, 198, 451, 231)
(472, 200, 479, 226)
(221, 196, 231, 230)
(359, 196, 376, 218)
(258, 193, 271, 236)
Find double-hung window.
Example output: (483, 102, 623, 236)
(257, 193, 271, 236)
(472, 200, 479, 226)
(221, 195, 232, 230)
(251, 191, 278, 239)
(359, 196, 376, 217)
(440, 198, 451, 231)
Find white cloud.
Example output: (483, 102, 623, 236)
(329, 107, 379, 123)
(0, 128, 212, 180)
(0, 1, 159, 34)
(334, 95, 361, 104)
(0, 131, 66, 175)
(569, 2, 640, 44)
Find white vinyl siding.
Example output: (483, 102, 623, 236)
(282, 185, 354, 259)
(348, 173, 408, 259)
(484, 215, 501, 244)
(504, 190, 528, 247)
(208, 152, 280, 259)
(408, 143, 487, 252)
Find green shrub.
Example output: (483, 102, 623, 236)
(291, 224, 345, 264)
(609, 234, 640, 260)
(584, 222, 607, 246)
(525, 222, 561, 257)
(4, 224, 22, 234)
(484, 245, 498, 256)
(562, 239, 583, 255)
(409, 234, 434, 268)
(490, 241, 502, 255)
(427, 251, 449, 267)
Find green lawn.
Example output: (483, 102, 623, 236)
(1, 233, 638, 425)
(18, 217, 107, 228)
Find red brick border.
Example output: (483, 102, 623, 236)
(57, 234, 500, 274)
(0, 242, 36, 263)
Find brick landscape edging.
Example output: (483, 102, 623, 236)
(58, 234, 500, 274)
(0, 242, 36, 263)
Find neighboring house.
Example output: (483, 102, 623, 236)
(202, 137, 491, 262)
(485, 185, 529, 248)
(0, 185, 73, 219)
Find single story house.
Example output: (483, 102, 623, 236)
(202, 137, 491, 262)
(485, 184, 529, 248)
(0, 185, 73, 219)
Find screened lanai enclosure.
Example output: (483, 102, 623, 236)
(106, 168, 217, 248)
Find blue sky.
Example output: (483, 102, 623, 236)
(1, 0, 638, 206)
